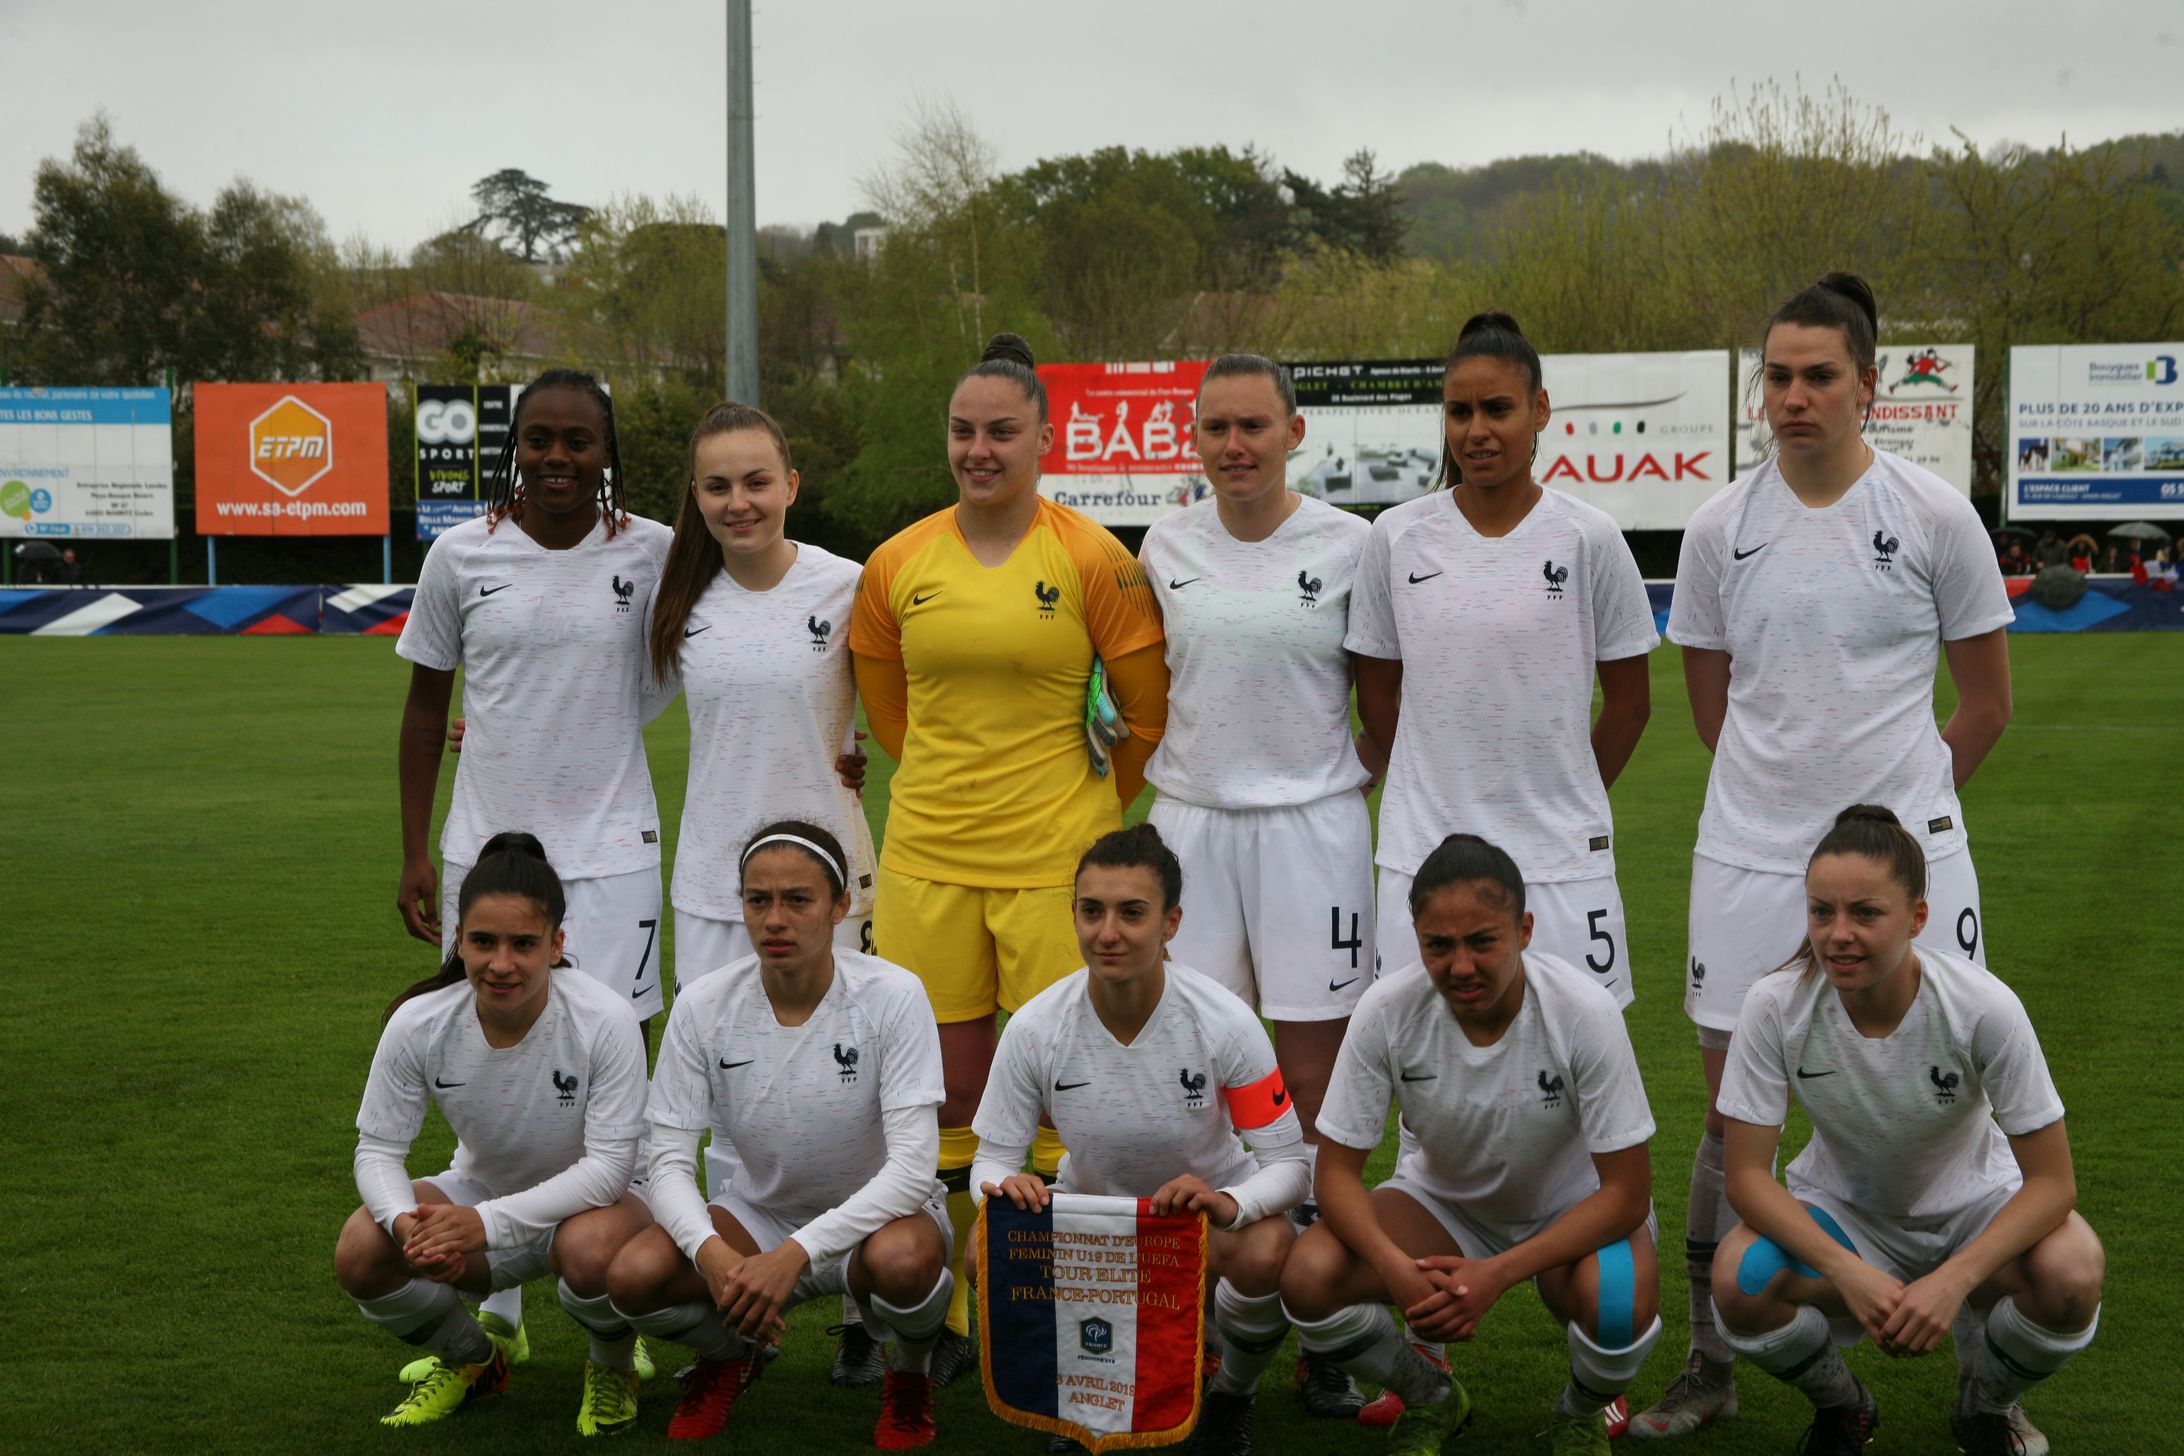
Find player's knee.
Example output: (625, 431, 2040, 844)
(1223, 1224, 1290, 1297)
(1579, 1237, 1655, 1347)
(861, 1221, 944, 1300)
(604, 1230, 677, 1314)
(334, 1208, 400, 1295)
(551, 1214, 624, 1293)
(2027, 1220, 2106, 1326)
(1276, 1226, 1344, 1321)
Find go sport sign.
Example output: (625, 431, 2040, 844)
(0, 387, 175, 540)
(2008, 343, 2184, 522)
(1037, 352, 1730, 530)
(414, 383, 522, 540)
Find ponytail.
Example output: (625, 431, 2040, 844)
(383, 832, 566, 1023)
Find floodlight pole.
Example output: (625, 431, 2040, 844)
(725, 0, 760, 406)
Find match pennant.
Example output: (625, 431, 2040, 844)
(976, 1192, 1209, 1452)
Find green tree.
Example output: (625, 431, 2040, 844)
(468, 168, 591, 263)
(19, 116, 359, 386)
(1285, 149, 1408, 262)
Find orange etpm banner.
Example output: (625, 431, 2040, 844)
(194, 383, 389, 535)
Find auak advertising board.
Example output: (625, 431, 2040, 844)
(1739, 345, 1975, 494)
(1291, 351, 1736, 527)
(2008, 344, 2184, 521)
(0, 387, 175, 539)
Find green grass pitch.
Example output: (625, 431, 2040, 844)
(2, 634, 2176, 1453)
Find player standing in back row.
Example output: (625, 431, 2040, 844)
(850, 332, 1169, 1381)
(1633, 273, 2017, 1443)
(394, 369, 671, 1360)
(1139, 353, 1380, 1418)
(1348, 312, 1657, 1004)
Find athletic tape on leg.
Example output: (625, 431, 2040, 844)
(1595, 1237, 1637, 1348)
(1736, 1205, 1856, 1296)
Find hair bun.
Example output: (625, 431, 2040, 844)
(1832, 803, 1902, 829)
(478, 830, 550, 861)
(980, 332, 1037, 370)
(1458, 310, 1524, 342)
(1815, 273, 1877, 336)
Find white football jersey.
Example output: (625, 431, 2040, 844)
(398, 513, 673, 878)
(1668, 451, 2013, 874)
(356, 970, 648, 1217)
(1717, 948, 2063, 1220)
(1317, 953, 1654, 1229)
(974, 965, 1305, 1201)
(662, 545, 877, 921)
(1345, 489, 1658, 883)
(648, 949, 944, 1230)
(1141, 497, 1372, 807)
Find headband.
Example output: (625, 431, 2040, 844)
(739, 833, 846, 889)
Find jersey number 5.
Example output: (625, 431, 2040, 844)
(1585, 908, 1617, 975)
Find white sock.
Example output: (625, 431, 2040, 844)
(1719, 1304, 1858, 1409)
(615, 1296, 749, 1361)
(557, 1279, 637, 1370)
(358, 1278, 492, 1365)
(1559, 1316, 1663, 1416)
(1286, 1303, 1449, 1408)
(866, 1269, 952, 1374)
(1210, 1280, 1289, 1395)
(479, 1284, 523, 1331)
(1685, 1131, 1733, 1366)
(1972, 1296, 2099, 1412)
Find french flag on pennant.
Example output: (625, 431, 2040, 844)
(977, 1193, 1209, 1452)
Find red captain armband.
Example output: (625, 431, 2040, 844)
(1223, 1069, 1292, 1131)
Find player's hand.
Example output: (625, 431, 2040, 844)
(398, 856, 442, 944)
(1148, 1175, 1236, 1226)
(720, 1242, 806, 1340)
(1376, 1259, 1443, 1334)
(834, 732, 868, 794)
(1880, 1269, 1967, 1357)
(982, 1174, 1051, 1212)
(404, 1203, 488, 1265)
(446, 718, 466, 754)
(1407, 1254, 1512, 1342)
(1834, 1260, 1908, 1350)
(695, 1237, 745, 1310)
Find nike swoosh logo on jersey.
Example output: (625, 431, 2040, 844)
(719, 1058, 754, 1070)
(1271, 1088, 1288, 1107)
(1732, 544, 1768, 560)
(1054, 1079, 1090, 1091)
(1796, 1067, 1837, 1079)
(479, 583, 512, 597)
(1407, 571, 1444, 584)
(912, 591, 942, 605)
(1399, 1070, 1436, 1082)
(1168, 576, 1201, 589)
(434, 1076, 465, 1088)
(684, 624, 711, 637)
(1329, 978, 1358, 992)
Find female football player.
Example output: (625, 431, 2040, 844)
(1710, 806, 2099, 1456)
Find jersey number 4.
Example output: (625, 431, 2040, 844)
(1330, 907, 1362, 970)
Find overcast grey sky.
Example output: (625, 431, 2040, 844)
(3, 0, 2179, 252)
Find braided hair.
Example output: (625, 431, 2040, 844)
(483, 368, 630, 539)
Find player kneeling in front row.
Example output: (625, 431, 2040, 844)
(973, 823, 1309, 1456)
(1279, 834, 1660, 1456)
(1711, 806, 2103, 1456)
(336, 832, 654, 1435)
(605, 822, 953, 1449)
